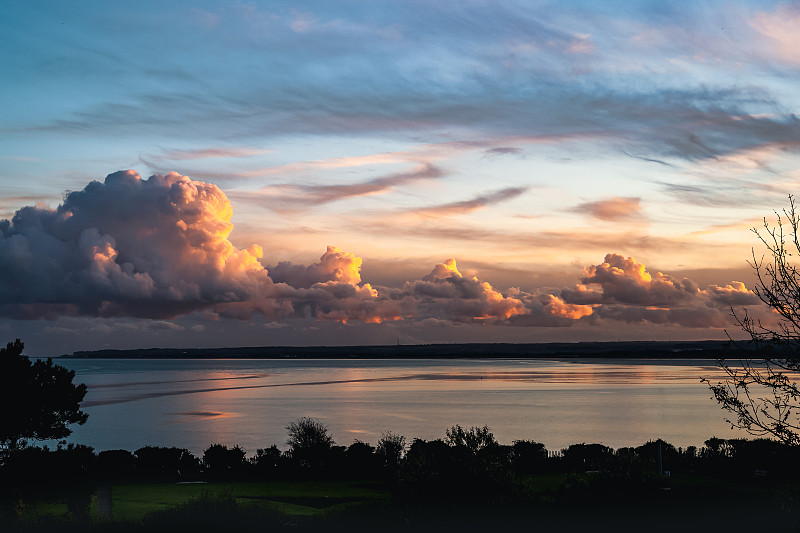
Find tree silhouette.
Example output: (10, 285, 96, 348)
(133, 446, 200, 481)
(286, 417, 334, 470)
(376, 431, 406, 473)
(202, 444, 246, 478)
(511, 439, 547, 473)
(0, 339, 87, 452)
(444, 425, 496, 452)
(704, 198, 800, 445)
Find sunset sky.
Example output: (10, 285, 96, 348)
(2, 1, 800, 355)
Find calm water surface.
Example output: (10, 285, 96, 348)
(53, 358, 740, 454)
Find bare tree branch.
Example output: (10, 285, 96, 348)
(703, 196, 800, 446)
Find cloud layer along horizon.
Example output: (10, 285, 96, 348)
(0, 171, 764, 329)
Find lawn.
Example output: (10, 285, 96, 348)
(13, 471, 800, 531)
(108, 480, 391, 521)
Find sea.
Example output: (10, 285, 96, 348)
(50, 357, 742, 455)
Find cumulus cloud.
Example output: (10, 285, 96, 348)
(573, 197, 642, 221)
(543, 294, 594, 320)
(0, 172, 401, 324)
(269, 246, 364, 288)
(567, 253, 699, 306)
(0, 170, 281, 319)
(401, 259, 528, 323)
(264, 246, 414, 324)
(704, 281, 760, 307)
(0, 171, 401, 323)
(560, 253, 761, 327)
(0, 172, 766, 331)
(0, 171, 520, 325)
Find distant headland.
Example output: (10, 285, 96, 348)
(59, 340, 743, 359)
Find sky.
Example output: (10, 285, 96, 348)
(2, 1, 800, 355)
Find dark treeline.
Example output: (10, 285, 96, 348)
(3, 419, 800, 529)
(60, 340, 735, 359)
(4, 430, 798, 488)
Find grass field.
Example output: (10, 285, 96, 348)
(102, 480, 390, 522)
(11, 471, 800, 532)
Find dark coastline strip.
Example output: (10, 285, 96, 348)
(60, 340, 737, 360)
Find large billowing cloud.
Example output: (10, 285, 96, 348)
(0, 172, 764, 330)
(269, 246, 364, 288)
(400, 259, 528, 323)
(560, 253, 762, 327)
(0, 171, 525, 325)
(0, 170, 281, 319)
(268, 246, 411, 324)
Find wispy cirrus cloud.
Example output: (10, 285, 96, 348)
(220, 152, 415, 179)
(146, 147, 274, 161)
(659, 179, 784, 209)
(404, 187, 528, 217)
(0, 195, 54, 206)
(350, 218, 724, 258)
(689, 219, 763, 237)
(8, 1, 800, 175)
(483, 147, 523, 157)
(750, 4, 800, 67)
(228, 162, 445, 210)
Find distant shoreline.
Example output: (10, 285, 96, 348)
(59, 340, 743, 359)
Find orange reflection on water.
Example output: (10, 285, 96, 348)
(170, 410, 238, 422)
(167, 370, 250, 445)
(64, 358, 747, 453)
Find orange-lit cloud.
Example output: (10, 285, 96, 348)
(0, 170, 281, 319)
(544, 294, 594, 319)
(400, 259, 528, 323)
(0, 171, 421, 324)
(424, 258, 462, 280)
(573, 197, 642, 221)
(269, 245, 364, 288)
(569, 253, 699, 306)
(560, 253, 761, 327)
(0, 172, 769, 331)
(703, 281, 760, 306)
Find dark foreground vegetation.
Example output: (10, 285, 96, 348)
(5, 335, 800, 531)
(3, 421, 800, 532)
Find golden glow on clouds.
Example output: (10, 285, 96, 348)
(427, 258, 462, 279)
(0, 170, 772, 334)
(544, 295, 594, 320)
(316, 246, 363, 285)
